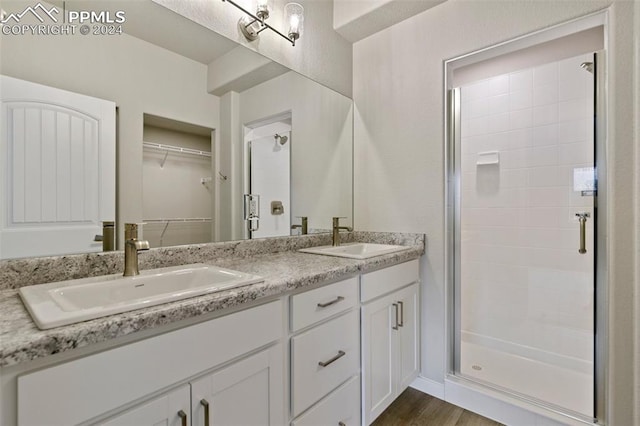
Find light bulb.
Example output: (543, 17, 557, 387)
(284, 3, 304, 42)
(256, 0, 271, 21)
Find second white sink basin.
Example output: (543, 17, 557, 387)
(19, 264, 263, 329)
(299, 243, 411, 259)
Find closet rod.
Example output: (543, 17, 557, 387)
(143, 142, 211, 157)
(144, 218, 212, 223)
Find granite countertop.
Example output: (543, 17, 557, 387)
(0, 239, 423, 368)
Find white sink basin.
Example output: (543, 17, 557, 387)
(19, 264, 263, 329)
(299, 243, 411, 259)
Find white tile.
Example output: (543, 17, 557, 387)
(509, 89, 533, 111)
(506, 128, 533, 150)
(488, 75, 509, 96)
(461, 135, 491, 155)
(529, 145, 558, 167)
(558, 141, 593, 165)
(527, 187, 567, 208)
(528, 166, 561, 187)
(559, 99, 589, 122)
(509, 108, 532, 130)
(525, 207, 563, 228)
(464, 80, 490, 101)
(533, 104, 558, 126)
(501, 168, 528, 188)
(558, 57, 591, 102)
(533, 62, 558, 87)
(468, 98, 489, 118)
(467, 116, 489, 136)
(558, 119, 590, 144)
(532, 124, 558, 147)
(488, 94, 509, 115)
(533, 84, 558, 106)
(501, 149, 528, 169)
(509, 69, 533, 93)
(488, 113, 509, 134)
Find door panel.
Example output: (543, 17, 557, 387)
(0, 75, 115, 259)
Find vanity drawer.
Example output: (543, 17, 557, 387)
(361, 259, 419, 303)
(290, 276, 358, 332)
(291, 375, 360, 426)
(291, 310, 359, 417)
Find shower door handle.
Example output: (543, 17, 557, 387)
(576, 213, 590, 254)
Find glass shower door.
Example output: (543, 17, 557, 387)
(454, 53, 596, 417)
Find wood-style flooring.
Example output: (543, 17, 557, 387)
(372, 387, 504, 426)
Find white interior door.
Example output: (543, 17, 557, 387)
(0, 75, 115, 259)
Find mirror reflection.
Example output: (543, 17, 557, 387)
(0, 0, 353, 259)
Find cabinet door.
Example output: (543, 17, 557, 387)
(191, 344, 284, 426)
(361, 292, 398, 425)
(100, 385, 190, 426)
(397, 283, 420, 392)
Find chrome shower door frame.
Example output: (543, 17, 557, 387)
(443, 20, 608, 426)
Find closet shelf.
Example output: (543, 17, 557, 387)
(144, 218, 212, 223)
(143, 142, 211, 158)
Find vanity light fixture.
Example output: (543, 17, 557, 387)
(222, 0, 303, 46)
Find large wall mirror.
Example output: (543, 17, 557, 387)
(0, 0, 353, 259)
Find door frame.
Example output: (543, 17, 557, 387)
(443, 11, 608, 425)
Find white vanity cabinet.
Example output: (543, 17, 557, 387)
(289, 276, 361, 425)
(16, 300, 284, 426)
(100, 385, 191, 426)
(361, 260, 420, 425)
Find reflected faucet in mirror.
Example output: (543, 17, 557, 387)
(123, 224, 150, 277)
(291, 216, 308, 235)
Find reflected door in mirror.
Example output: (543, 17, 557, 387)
(0, 76, 116, 259)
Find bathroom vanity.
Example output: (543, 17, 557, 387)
(0, 233, 423, 425)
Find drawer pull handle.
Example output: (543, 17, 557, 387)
(201, 399, 210, 426)
(318, 350, 346, 367)
(178, 410, 187, 426)
(317, 296, 345, 308)
(398, 301, 404, 327)
(392, 303, 399, 330)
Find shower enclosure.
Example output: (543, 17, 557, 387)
(449, 51, 598, 420)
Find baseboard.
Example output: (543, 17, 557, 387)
(410, 375, 445, 399)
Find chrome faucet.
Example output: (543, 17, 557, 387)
(291, 216, 308, 235)
(332, 217, 353, 246)
(123, 223, 150, 277)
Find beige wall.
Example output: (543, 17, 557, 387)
(353, 0, 637, 423)
(0, 23, 219, 249)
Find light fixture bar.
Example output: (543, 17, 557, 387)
(222, 0, 297, 46)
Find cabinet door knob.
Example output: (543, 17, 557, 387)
(392, 303, 399, 330)
(178, 410, 187, 426)
(200, 399, 210, 426)
(398, 301, 404, 327)
(318, 350, 346, 367)
(317, 296, 344, 308)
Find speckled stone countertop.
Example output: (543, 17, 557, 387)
(0, 232, 424, 368)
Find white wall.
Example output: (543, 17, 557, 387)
(353, 0, 637, 423)
(0, 11, 219, 249)
(152, 0, 353, 97)
(221, 72, 353, 235)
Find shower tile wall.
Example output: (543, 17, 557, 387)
(459, 54, 594, 391)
